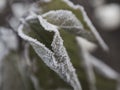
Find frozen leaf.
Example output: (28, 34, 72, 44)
(42, 10, 95, 44)
(42, 10, 84, 31)
(34, 0, 108, 51)
(18, 15, 81, 90)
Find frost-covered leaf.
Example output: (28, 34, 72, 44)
(18, 15, 81, 90)
(17, 0, 118, 90)
(42, 10, 95, 44)
(34, 0, 108, 51)
(42, 10, 84, 31)
(27, 45, 74, 90)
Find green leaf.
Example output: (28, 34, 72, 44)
(18, 15, 81, 90)
(35, 0, 108, 51)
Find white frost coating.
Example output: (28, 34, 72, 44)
(62, 0, 108, 51)
(51, 32, 81, 90)
(18, 15, 81, 90)
(37, 15, 58, 32)
(42, 10, 95, 42)
(18, 24, 57, 69)
(38, 15, 81, 90)
(42, 10, 84, 30)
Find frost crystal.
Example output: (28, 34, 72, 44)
(43, 10, 83, 30)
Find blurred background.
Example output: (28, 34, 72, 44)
(71, 0, 120, 73)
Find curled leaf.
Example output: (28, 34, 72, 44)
(34, 0, 108, 51)
(18, 15, 81, 90)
